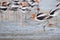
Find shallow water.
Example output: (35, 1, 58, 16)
(0, 0, 60, 40)
(39, 0, 58, 10)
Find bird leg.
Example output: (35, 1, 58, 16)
(43, 25, 46, 32)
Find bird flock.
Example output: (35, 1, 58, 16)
(0, 0, 60, 31)
(0, 0, 40, 11)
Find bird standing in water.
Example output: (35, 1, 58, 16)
(31, 7, 60, 31)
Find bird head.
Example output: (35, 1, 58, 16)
(36, 0, 40, 3)
(19, 2, 29, 7)
(31, 13, 37, 21)
(2, 2, 10, 6)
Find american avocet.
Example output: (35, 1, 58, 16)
(48, 2, 60, 17)
(31, 13, 48, 31)
(20, 6, 31, 23)
(48, 6, 60, 27)
(28, 0, 39, 6)
(32, 13, 49, 21)
(49, 4, 60, 17)
(50, 8, 60, 17)
(0, 2, 8, 11)
(19, 2, 31, 12)
(9, 2, 20, 11)
(28, 0, 39, 8)
(0, 2, 8, 22)
(20, 6, 31, 12)
(31, 8, 60, 31)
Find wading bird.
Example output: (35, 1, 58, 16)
(31, 7, 60, 31)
